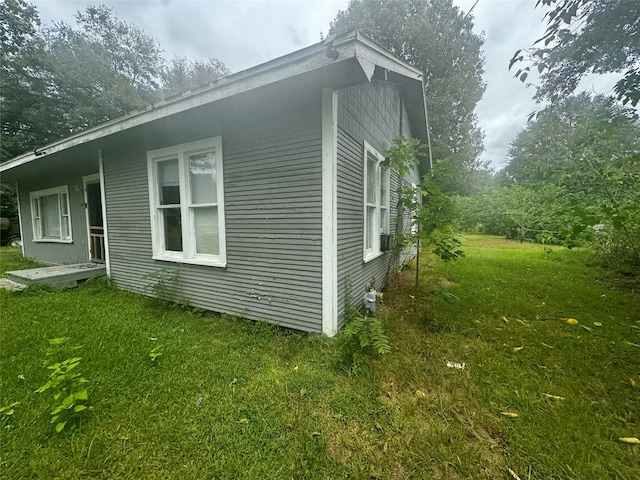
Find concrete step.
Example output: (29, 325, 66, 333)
(0, 278, 27, 292)
(5, 263, 106, 289)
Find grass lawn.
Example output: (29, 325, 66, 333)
(1, 236, 638, 479)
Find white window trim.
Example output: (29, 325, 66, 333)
(29, 185, 73, 243)
(147, 136, 227, 267)
(410, 182, 419, 235)
(363, 141, 390, 263)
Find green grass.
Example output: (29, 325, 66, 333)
(0, 237, 638, 479)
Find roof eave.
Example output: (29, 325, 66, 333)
(1, 30, 429, 175)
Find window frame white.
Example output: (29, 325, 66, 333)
(29, 185, 72, 243)
(410, 182, 419, 235)
(363, 141, 390, 262)
(147, 136, 227, 267)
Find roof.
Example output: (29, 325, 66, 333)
(1, 31, 429, 178)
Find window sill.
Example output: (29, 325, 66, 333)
(33, 239, 73, 244)
(363, 251, 384, 264)
(152, 255, 227, 268)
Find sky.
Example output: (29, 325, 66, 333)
(30, 0, 618, 170)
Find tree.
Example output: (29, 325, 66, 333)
(505, 93, 640, 188)
(510, 0, 640, 106)
(0, 184, 18, 218)
(330, 0, 486, 194)
(41, 5, 165, 137)
(0, 0, 50, 161)
(0, 2, 230, 162)
(502, 93, 640, 276)
(160, 57, 230, 99)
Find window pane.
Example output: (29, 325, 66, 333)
(61, 216, 70, 240)
(193, 207, 219, 255)
(40, 194, 61, 239)
(189, 151, 217, 204)
(60, 193, 69, 215)
(380, 170, 388, 208)
(366, 206, 375, 250)
(32, 199, 41, 238)
(158, 159, 180, 205)
(163, 208, 183, 251)
(366, 155, 377, 204)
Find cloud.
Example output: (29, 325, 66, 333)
(33, 0, 347, 72)
(455, 0, 548, 168)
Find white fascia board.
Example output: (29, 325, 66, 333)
(353, 32, 423, 81)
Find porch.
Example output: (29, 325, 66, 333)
(4, 263, 106, 289)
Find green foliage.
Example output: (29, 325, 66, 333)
(331, 0, 486, 195)
(0, 0, 48, 161)
(339, 315, 391, 376)
(459, 94, 640, 284)
(456, 183, 586, 245)
(505, 94, 639, 186)
(0, 2, 229, 162)
(432, 233, 464, 262)
(0, 401, 20, 417)
(149, 346, 163, 363)
(511, 0, 640, 106)
(385, 137, 465, 266)
(338, 281, 391, 375)
(143, 267, 180, 301)
(35, 337, 89, 433)
(0, 184, 18, 217)
(160, 56, 230, 99)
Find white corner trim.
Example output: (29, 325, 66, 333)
(98, 150, 111, 277)
(321, 87, 338, 337)
(14, 183, 25, 256)
(82, 173, 100, 261)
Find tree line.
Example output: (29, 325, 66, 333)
(2, 0, 487, 200)
(455, 0, 640, 284)
(456, 94, 640, 283)
(1, 0, 229, 162)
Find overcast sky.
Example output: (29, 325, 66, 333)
(31, 0, 618, 170)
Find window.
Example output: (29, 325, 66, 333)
(30, 186, 72, 242)
(363, 141, 389, 262)
(410, 182, 419, 235)
(147, 137, 226, 267)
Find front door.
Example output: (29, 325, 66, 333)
(83, 175, 105, 262)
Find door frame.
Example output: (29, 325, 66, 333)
(82, 173, 103, 262)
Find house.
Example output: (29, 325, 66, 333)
(0, 31, 430, 336)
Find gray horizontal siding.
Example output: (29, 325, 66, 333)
(103, 97, 323, 332)
(336, 80, 421, 327)
(336, 130, 394, 326)
(337, 80, 401, 155)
